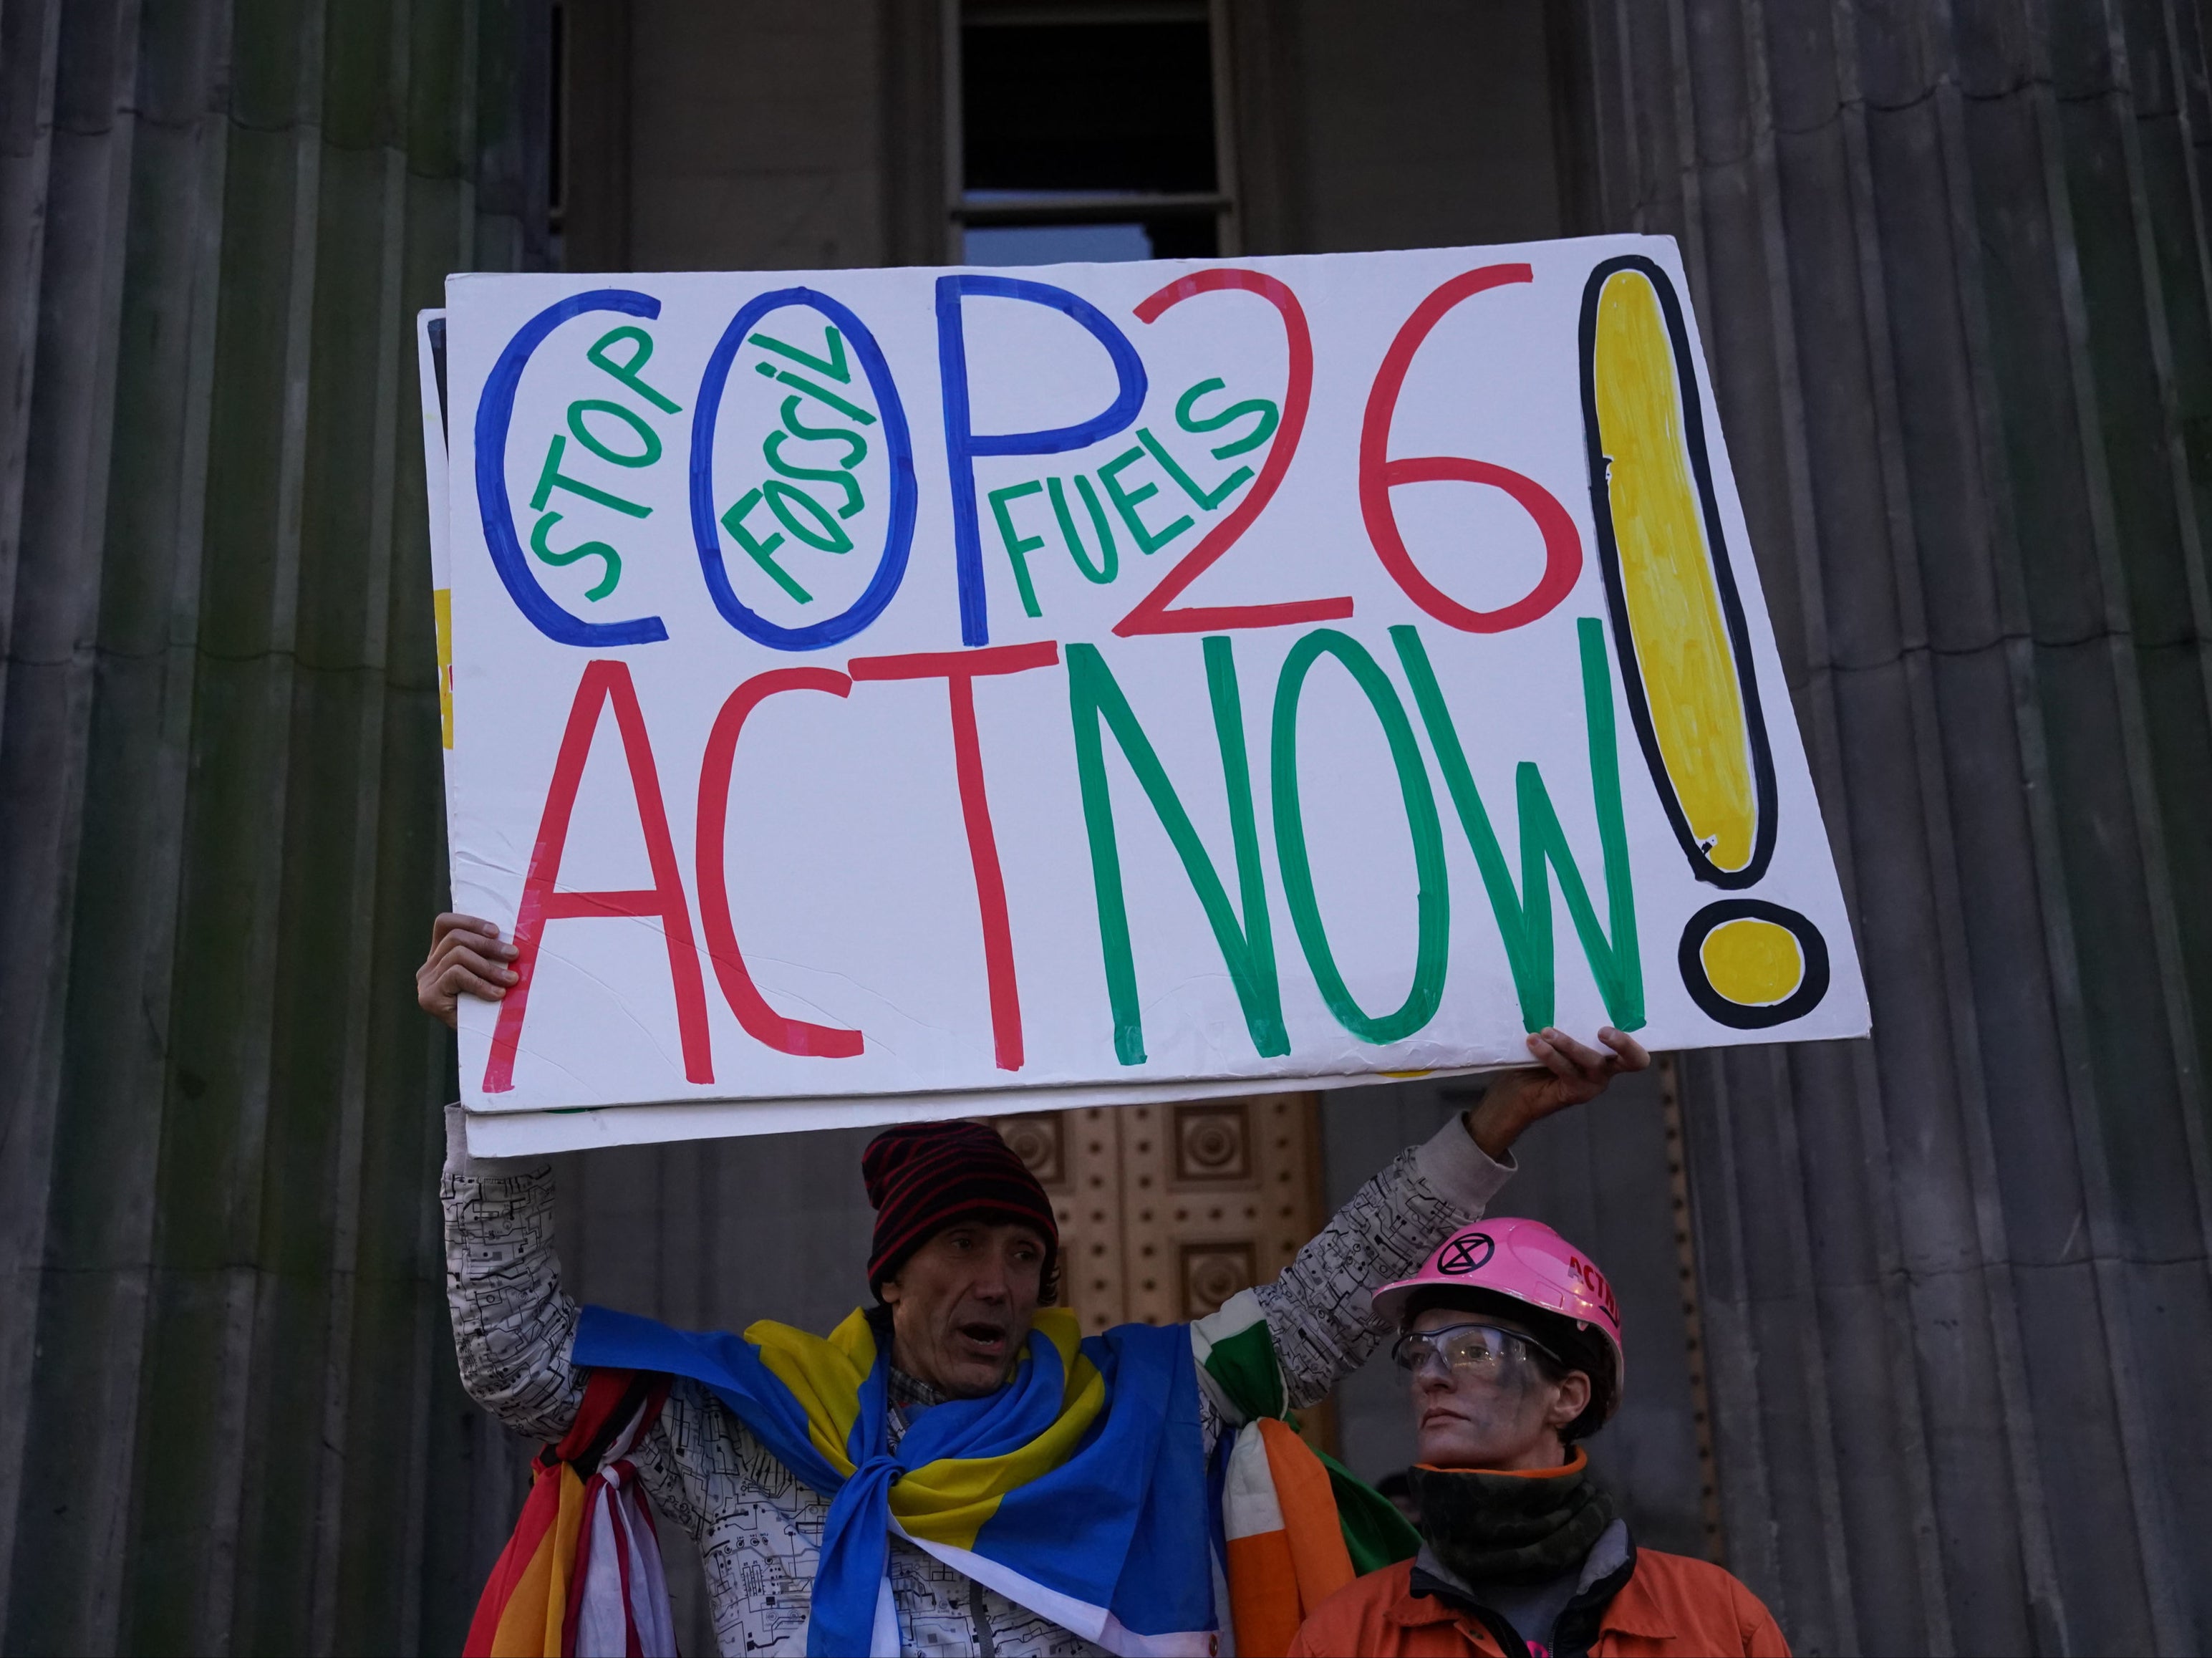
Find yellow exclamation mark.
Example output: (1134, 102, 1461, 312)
(1581, 255, 1825, 1030)
(1582, 259, 1772, 882)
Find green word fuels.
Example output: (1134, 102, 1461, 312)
(988, 380, 1277, 617)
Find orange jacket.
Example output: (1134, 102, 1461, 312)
(1286, 1551, 1788, 1658)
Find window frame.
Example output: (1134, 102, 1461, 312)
(943, 0, 1242, 263)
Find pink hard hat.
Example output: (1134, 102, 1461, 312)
(1373, 1218, 1625, 1432)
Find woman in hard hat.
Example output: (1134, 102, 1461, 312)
(1289, 1220, 1787, 1658)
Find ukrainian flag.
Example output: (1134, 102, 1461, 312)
(574, 1303, 1215, 1657)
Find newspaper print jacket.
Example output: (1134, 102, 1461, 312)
(441, 1109, 1511, 1657)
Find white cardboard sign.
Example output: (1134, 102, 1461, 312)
(425, 236, 1869, 1155)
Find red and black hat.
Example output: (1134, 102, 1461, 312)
(862, 1120, 1059, 1299)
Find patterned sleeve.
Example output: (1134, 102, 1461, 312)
(440, 1107, 589, 1442)
(1253, 1117, 1514, 1408)
(439, 1112, 744, 1549)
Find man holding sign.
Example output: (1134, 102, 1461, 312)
(422, 233, 1865, 1656)
(422, 912, 1648, 1657)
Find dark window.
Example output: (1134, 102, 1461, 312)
(962, 21, 1216, 194)
(957, 6, 1225, 265)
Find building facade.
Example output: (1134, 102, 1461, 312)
(2, 3, 2208, 1654)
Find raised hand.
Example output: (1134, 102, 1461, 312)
(416, 912, 518, 1030)
(1464, 1026, 1653, 1160)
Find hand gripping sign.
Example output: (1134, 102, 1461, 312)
(422, 235, 1868, 1156)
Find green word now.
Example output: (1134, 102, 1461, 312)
(721, 326, 876, 605)
(528, 325, 682, 602)
(1067, 619, 1643, 1065)
(990, 380, 1277, 618)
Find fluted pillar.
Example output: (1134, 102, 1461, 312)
(1581, 2, 2212, 1652)
(0, 2, 549, 1651)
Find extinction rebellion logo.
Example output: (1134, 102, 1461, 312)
(1434, 1232, 1494, 1275)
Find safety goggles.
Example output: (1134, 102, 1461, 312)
(1390, 1321, 1561, 1380)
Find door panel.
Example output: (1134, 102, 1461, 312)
(996, 1094, 1325, 1329)
(994, 1094, 1336, 1449)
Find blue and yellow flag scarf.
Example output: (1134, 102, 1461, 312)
(572, 1303, 1214, 1656)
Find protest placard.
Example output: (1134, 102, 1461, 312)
(424, 235, 1869, 1155)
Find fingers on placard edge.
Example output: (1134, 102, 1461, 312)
(449, 945, 516, 983)
(1552, 1035, 1605, 1073)
(448, 966, 507, 1001)
(1545, 1028, 1602, 1066)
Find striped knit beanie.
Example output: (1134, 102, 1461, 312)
(862, 1120, 1059, 1299)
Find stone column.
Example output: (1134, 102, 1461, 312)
(1580, 2, 2212, 1651)
(0, 1, 549, 1650)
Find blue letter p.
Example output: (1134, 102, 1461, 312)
(935, 274, 1147, 645)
